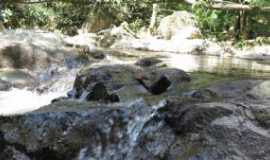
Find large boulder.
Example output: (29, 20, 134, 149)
(1, 97, 270, 159)
(69, 64, 190, 102)
(0, 79, 11, 91)
(0, 29, 75, 71)
(157, 11, 201, 40)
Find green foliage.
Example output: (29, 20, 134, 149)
(129, 18, 145, 32)
(23, 5, 55, 28)
(192, 2, 235, 40)
(0, 0, 269, 41)
(247, 0, 270, 7)
(0, 8, 13, 23)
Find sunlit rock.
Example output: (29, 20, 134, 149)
(70, 64, 190, 102)
(157, 11, 201, 39)
(170, 26, 202, 41)
(0, 29, 75, 70)
(63, 32, 97, 50)
(236, 45, 270, 60)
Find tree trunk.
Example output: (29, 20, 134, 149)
(234, 0, 251, 40)
(148, 3, 159, 35)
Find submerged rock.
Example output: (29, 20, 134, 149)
(135, 57, 162, 67)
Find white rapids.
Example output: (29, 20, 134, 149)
(0, 88, 65, 115)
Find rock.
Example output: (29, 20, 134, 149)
(135, 57, 162, 67)
(0, 42, 35, 69)
(165, 100, 270, 160)
(182, 88, 219, 102)
(170, 26, 202, 41)
(0, 147, 31, 160)
(78, 48, 106, 59)
(71, 65, 190, 102)
(0, 29, 75, 71)
(148, 75, 171, 94)
(1, 97, 270, 159)
(203, 40, 225, 56)
(0, 69, 37, 89)
(85, 82, 119, 103)
(112, 37, 207, 54)
(0, 79, 11, 91)
(137, 75, 172, 95)
(0, 99, 174, 160)
(251, 104, 270, 128)
(207, 80, 261, 99)
(157, 11, 200, 39)
(165, 101, 234, 134)
(63, 33, 97, 50)
(51, 96, 69, 103)
(235, 45, 270, 60)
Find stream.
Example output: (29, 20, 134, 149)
(1, 50, 270, 115)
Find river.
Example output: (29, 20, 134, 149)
(1, 50, 270, 115)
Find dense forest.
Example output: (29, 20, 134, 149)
(1, 0, 270, 41)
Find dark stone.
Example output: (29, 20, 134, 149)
(137, 75, 172, 95)
(164, 100, 234, 134)
(86, 82, 109, 101)
(67, 89, 76, 98)
(149, 75, 171, 95)
(135, 57, 162, 67)
(0, 80, 11, 91)
(107, 93, 120, 103)
(2, 96, 270, 159)
(91, 49, 106, 59)
(86, 82, 119, 103)
(71, 65, 190, 102)
(183, 89, 219, 102)
(51, 97, 69, 103)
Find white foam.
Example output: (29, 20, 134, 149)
(0, 88, 65, 115)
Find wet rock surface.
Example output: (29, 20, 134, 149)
(0, 69, 38, 89)
(0, 79, 11, 91)
(70, 64, 190, 102)
(135, 57, 162, 67)
(2, 94, 270, 160)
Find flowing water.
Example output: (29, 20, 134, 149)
(1, 50, 270, 115)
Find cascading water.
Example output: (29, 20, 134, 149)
(0, 67, 78, 115)
(0, 29, 88, 115)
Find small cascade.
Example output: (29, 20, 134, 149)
(0, 67, 78, 115)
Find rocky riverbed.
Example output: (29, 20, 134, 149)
(1, 27, 270, 160)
